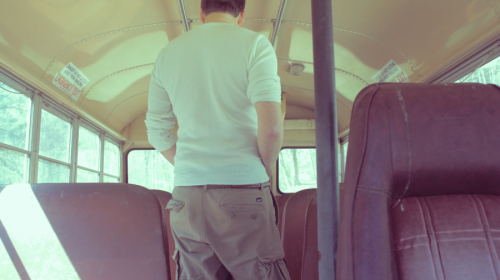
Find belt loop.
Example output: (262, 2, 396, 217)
(203, 185, 207, 191)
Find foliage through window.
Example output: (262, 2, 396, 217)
(39, 109, 71, 163)
(0, 83, 31, 150)
(78, 126, 100, 170)
(0, 77, 122, 184)
(38, 159, 70, 183)
(104, 141, 120, 177)
(0, 82, 31, 185)
(278, 143, 349, 193)
(456, 55, 500, 85)
(278, 148, 317, 193)
(0, 147, 29, 184)
(127, 150, 175, 192)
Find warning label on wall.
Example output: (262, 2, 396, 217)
(52, 63, 89, 101)
(372, 60, 409, 83)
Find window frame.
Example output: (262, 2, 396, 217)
(339, 135, 349, 183)
(102, 136, 122, 182)
(0, 67, 123, 184)
(276, 140, 348, 194)
(429, 38, 500, 84)
(276, 146, 316, 194)
(124, 148, 155, 184)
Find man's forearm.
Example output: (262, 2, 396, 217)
(160, 144, 177, 166)
(257, 125, 283, 179)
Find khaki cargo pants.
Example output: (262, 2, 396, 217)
(166, 182, 291, 280)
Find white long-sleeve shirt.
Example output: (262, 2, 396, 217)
(145, 22, 281, 186)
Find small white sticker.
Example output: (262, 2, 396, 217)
(372, 60, 409, 83)
(59, 62, 89, 90)
(52, 72, 82, 101)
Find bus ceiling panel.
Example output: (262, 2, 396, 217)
(278, 59, 366, 103)
(78, 65, 153, 104)
(280, 87, 351, 132)
(41, 23, 180, 83)
(80, 91, 149, 133)
(182, 0, 281, 20)
(0, 0, 181, 75)
(78, 78, 151, 130)
(284, 105, 315, 120)
(278, 0, 500, 83)
(276, 23, 417, 85)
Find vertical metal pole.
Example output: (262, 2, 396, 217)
(311, 0, 339, 279)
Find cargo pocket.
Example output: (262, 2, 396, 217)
(257, 246, 291, 280)
(166, 199, 185, 213)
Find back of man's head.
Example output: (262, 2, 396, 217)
(201, 0, 246, 17)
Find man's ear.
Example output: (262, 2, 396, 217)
(237, 11, 245, 26)
(200, 8, 206, 23)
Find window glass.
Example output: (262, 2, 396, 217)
(342, 142, 348, 182)
(103, 176, 119, 183)
(0, 147, 29, 184)
(128, 150, 174, 192)
(0, 82, 31, 150)
(78, 126, 100, 170)
(39, 110, 71, 162)
(456, 55, 500, 85)
(38, 159, 69, 183)
(278, 148, 317, 193)
(104, 141, 120, 176)
(77, 168, 98, 183)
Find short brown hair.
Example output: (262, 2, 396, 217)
(201, 0, 245, 17)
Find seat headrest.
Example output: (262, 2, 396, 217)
(347, 83, 500, 201)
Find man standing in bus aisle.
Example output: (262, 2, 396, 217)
(145, 0, 290, 279)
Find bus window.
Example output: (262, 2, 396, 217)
(77, 126, 100, 183)
(104, 141, 120, 179)
(0, 76, 122, 184)
(0, 82, 31, 184)
(278, 148, 317, 193)
(127, 149, 175, 192)
(38, 109, 72, 183)
(103, 176, 120, 183)
(456, 55, 500, 85)
(340, 141, 348, 182)
(38, 159, 70, 183)
(278, 144, 348, 193)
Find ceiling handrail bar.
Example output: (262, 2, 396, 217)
(177, 0, 190, 32)
(270, 0, 288, 47)
(311, 0, 339, 279)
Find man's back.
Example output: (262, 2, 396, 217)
(147, 23, 281, 186)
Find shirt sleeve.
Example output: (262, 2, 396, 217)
(247, 35, 282, 104)
(145, 58, 178, 152)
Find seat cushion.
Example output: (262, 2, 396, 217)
(393, 194, 500, 280)
(0, 183, 169, 280)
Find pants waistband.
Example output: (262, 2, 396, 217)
(176, 181, 270, 190)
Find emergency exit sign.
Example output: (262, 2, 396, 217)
(52, 62, 89, 101)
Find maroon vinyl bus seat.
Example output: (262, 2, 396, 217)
(280, 188, 318, 280)
(337, 83, 500, 280)
(275, 192, 293, 236)
(150, 189, 176, 280)
(0, 183, 170, 280)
